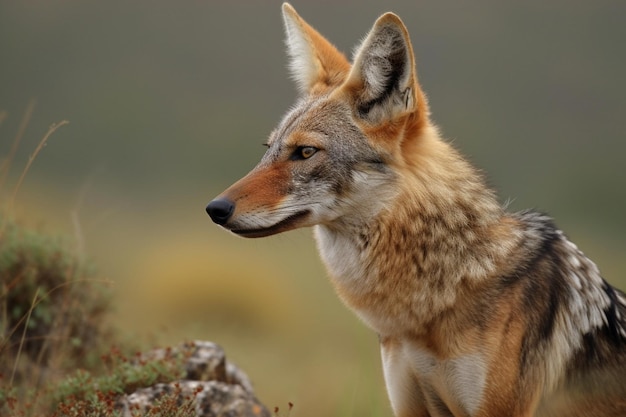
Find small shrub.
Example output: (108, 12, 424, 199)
(0, 217, 116, 415)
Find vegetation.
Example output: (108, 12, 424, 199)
(0, 217, 111, 375)
(0, 110, 194, 416)
(50, 346, 192, 417)
(0, 215, 115, 414)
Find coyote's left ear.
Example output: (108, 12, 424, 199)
(282, 3, 350, 95)
(345, 13, 426, 124)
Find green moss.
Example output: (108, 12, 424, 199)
(51, 347, 187, 416)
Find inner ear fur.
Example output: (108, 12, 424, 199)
(345, 13, 421, 123)
(282, 3, 350, 95)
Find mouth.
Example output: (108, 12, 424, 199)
(230, 210, 311, 238)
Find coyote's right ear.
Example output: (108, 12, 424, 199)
(282, 3, 350, 95)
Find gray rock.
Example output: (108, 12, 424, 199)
(117, 341, 270, 417)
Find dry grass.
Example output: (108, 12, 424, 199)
(0, 105, 119, 416)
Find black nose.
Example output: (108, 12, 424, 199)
(206, 198, 235, 225)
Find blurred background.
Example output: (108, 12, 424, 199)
(1, 0, 625, 415)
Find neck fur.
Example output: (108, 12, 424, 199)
(315, 131, 522, 336)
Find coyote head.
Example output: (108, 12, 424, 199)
(207, 3, 431, 237)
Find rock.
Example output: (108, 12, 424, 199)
(117, 341, 270, 417)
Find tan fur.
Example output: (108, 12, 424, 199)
(282, 3, 350, 95)
(207, 4, 626, 416)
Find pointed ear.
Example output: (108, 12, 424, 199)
(282, 3, 350, 95)
(345, 13, 425, 124)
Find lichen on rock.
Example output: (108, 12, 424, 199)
(117, 341, 270, 417)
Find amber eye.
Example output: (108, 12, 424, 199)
(301, 146, 317, 158)
(291, 146, 318, 160)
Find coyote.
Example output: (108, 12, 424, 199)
(206, 3, 626, 416)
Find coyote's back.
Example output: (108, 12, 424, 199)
(206, 4, 626, 416)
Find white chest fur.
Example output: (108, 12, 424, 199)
(384, 341, 487, 417)
(314, 225, 399, 332)
(313, 224, 365, 287)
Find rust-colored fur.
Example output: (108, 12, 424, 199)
(207, 4, 626, 416)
